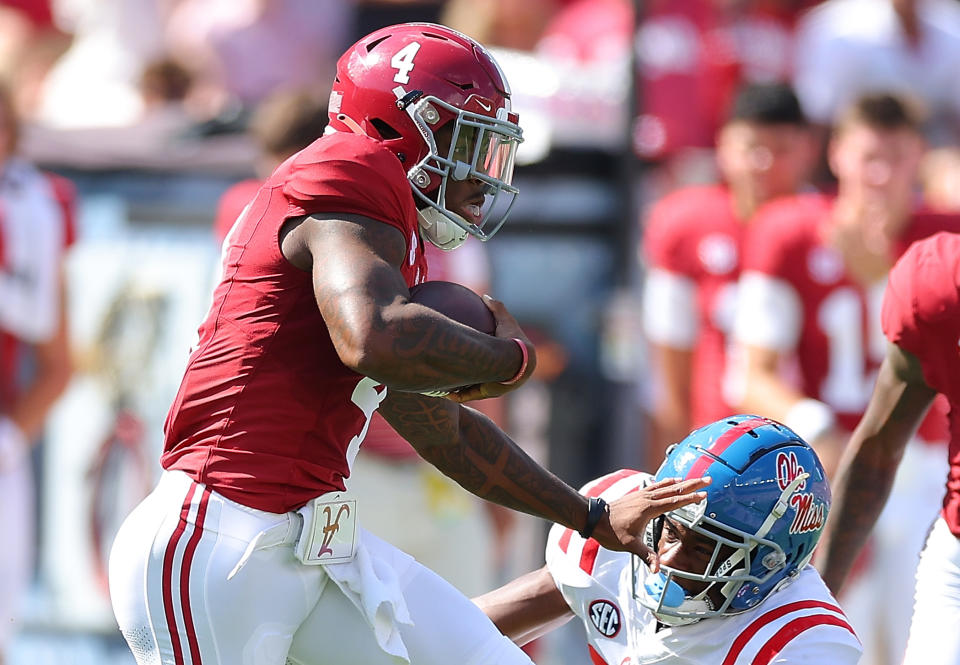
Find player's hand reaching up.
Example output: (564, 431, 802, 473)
(589, 476, 711, 569)
(447, 295, 537, 402)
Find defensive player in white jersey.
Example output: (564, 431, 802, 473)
(476, 415, 862, 664)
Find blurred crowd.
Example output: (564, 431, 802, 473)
(3, 1, 960, 665)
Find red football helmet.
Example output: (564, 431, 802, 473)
(328, 23, 523, 249)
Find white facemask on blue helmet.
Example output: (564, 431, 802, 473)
(633, 415, 831, 626)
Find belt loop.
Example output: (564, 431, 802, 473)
(288, 509, 305, 544)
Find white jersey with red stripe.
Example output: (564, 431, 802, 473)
(545, 469, 862, 665)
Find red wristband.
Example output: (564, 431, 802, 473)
(500, 338, 529, 385)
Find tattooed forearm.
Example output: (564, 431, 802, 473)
(301, 213, 518, 392)
(818, 442, 900, 591)
(818, 353, 931, 592)
(389, 311, 518, 386)
(419, 414, 574, 523)
(378, 391, 587, 529)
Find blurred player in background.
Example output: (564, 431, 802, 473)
(108, 23, 708, 665)
(642, 82, 815, 466)
(0, 82, 74, 665)
(731, 92, 959, 665)
(919, 146, 960, 213)
(817, 231, 960, 665)
(212, 88, 329, 242)
(793, 0, 960, 151)
(476, 415, 862, 664)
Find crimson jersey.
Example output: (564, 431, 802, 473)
(546, 469, 861, 664)
(737, 193, 959, 436)
(882, 232, 960, 536)
(161, 132, 429, 514)
(643, 185, 746, 428)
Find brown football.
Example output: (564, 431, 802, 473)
(409, 281, 496, 335)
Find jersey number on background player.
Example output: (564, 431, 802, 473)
(817, 286, 885, 412)
(391, 42, 422, 84)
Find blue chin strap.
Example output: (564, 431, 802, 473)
(638, 565, 715, 627)
(644, 572, 686, 608)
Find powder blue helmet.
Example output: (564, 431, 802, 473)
(633, 415, 830, 625)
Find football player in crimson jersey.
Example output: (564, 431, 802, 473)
(108, 23, 709, 665)
(475, 416, 862, 665)
(642, 82, 815, 468)
(818, 231, 960, 665)
(731, 92, 960, 665)
(0, 83, 75, 665)
(212, 82, 516, 604)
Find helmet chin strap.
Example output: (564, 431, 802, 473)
(332, 113, 366, 136)
(418, 208, 468, 250)
(716, 471, 810, 600)
(643, 571, 715, 626)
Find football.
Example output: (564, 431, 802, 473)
(409, 281, 496, 335)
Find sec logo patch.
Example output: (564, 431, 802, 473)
(588, 599, 622, 637)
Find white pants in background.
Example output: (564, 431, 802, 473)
(0, 460, 33, 655)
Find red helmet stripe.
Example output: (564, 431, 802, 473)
(685, 417, 771, 480)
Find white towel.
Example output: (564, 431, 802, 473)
(323, 529, 416, 662)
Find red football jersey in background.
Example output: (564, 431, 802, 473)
(643, 184, 746, 428)
(882, 231, 960, 536)
(162, 132, 428, 513)
(741, 193, 959, 437)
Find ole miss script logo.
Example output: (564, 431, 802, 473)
(776, 451, 825, 535)
(589, 600, 622, 637)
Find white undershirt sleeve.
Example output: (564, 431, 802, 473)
(642, 268, 698, 349)
(732, 271, 802, 352)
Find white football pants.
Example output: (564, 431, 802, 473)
(903, 516, 960, 665)
(108, 469, 533, 665)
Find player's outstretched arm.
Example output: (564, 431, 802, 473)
(472, 565, 572, 645)
(280, 213, 532, 393)
(378, 390, 708, 564)
(816, 342, 936, 593)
